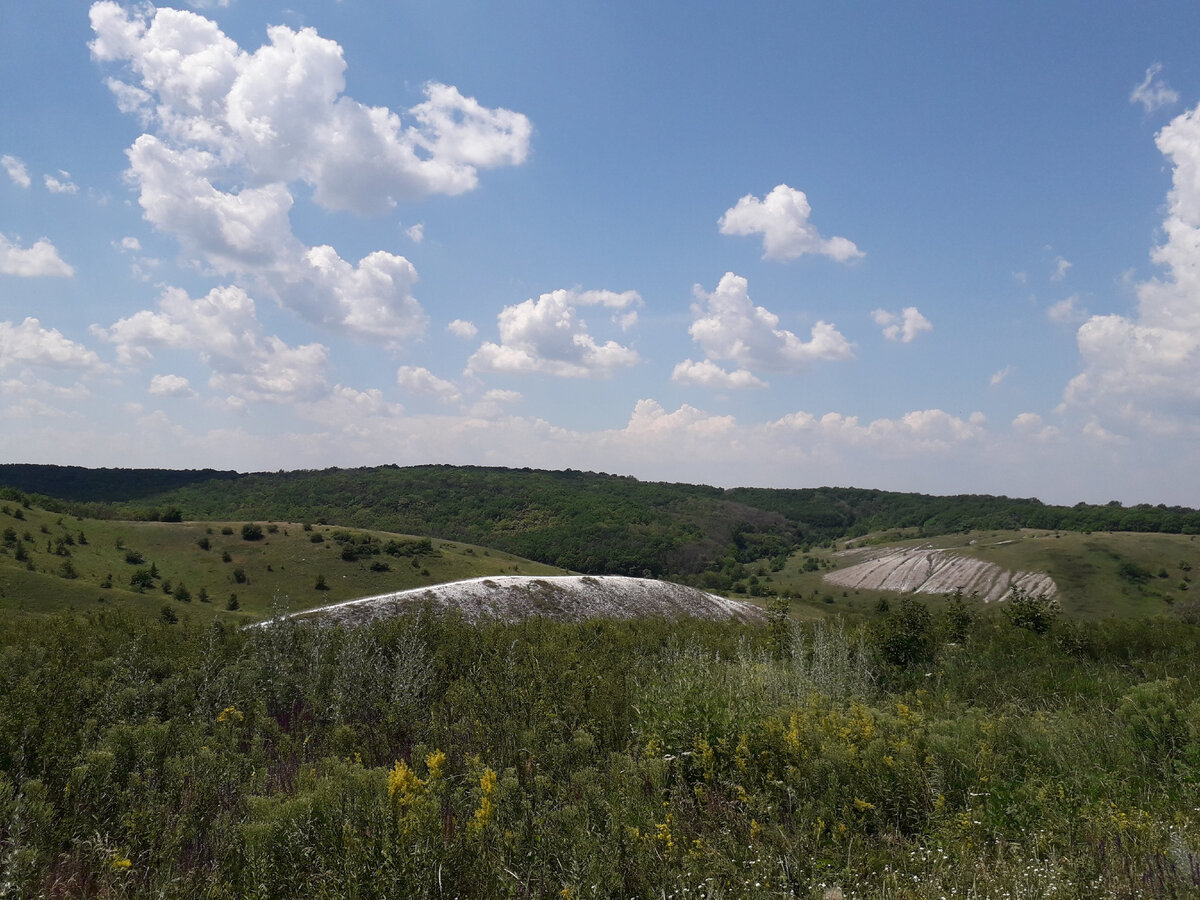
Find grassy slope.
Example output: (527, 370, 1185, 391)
(0, 501, 568, 622)
(743, 528, 1200, 620)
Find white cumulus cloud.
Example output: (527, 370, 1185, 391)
(2, 155, 30, 188)
(467, 288, 641, 378)
(671, 358, 767, 390)
(149, 373, 196, 397)
(688, 272, 853, 373)
(43, 171, 78, 194)
(0, 234, 74, 277)
(447, 319, 478, 339)
(0, 318, 103, 370)
(97, 284, 329, 402)
(872, 306, 932, 343)
(89, 1, 530, 342)
(1062, 100, 1200, 433)
(718, 184, 863, 262)
(396, 365, 461, 403)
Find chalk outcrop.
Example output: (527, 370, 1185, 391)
(824, 546, 1056, 602)
(284, 575, 767, 626)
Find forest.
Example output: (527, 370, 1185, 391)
(4, 464, 1199, 579)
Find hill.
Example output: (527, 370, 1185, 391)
(4, 464, 1199, 583)
(283, 575, 767, 626)
(0, 497, 566, 621)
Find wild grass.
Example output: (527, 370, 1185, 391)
(1, 601, 1198, 898)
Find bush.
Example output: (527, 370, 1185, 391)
(876, 596, 935, 667)
(1003, 587, 1060, 634)
(241, 523, 264, 541)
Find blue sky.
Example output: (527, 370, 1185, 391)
(3, 1, 1199, 506)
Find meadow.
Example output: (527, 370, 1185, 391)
(1, 599, 1198, 897)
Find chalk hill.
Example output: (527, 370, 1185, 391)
(283, 575, 767, 626)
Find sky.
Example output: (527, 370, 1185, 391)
(2, 1, 1199, 507)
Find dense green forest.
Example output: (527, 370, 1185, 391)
(3, 464, 1199, 579)
(2, 604, 1198, 898)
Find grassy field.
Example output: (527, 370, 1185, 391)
(740, 528, 1200, 621)
(0, 499, 568, 621)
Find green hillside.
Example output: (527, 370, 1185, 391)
(4, 464, 1199, 582)
(0, 497, 567, 622)
(746, 528, 1200, 621)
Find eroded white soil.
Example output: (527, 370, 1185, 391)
(824, 545, 1056, 602)
(282, 575, 767, 626)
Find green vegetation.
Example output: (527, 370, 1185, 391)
(5, 464, 1198, 580)
(0, 497, 567, 621)
(1, 605, 1198, 898)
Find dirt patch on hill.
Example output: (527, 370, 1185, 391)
(824, 545, 1056, 602)
(282, 575, 767, 626)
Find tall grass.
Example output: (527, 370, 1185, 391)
(0, 606, 1198, 898)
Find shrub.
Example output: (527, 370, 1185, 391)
(876, 596, 935, 667)
(1003, 587, 1060, 634)
(241, 523, 264, 541)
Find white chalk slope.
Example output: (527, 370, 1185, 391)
(290, 575, 767, 625)
(825, 545, 1056, 602)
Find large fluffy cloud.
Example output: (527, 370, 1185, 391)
(1063, 101, 1200, 433)
(686, 272, 853, 375)
(467, 289, 641, 378)
(95, 284, 329, 402)
(718, 184, 863, 262)
(89, 2, 530, 341)
(0, 234, 74, 277)
(0, 318, 103, 369)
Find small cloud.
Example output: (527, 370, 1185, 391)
(1012, 271, 1027, 285)
(2, 155, 30, 188)
(0, 233, 74, 277)
(447, 319, 478, 339)
(1011, 411, 1060, 441)
(43, 171, 78, 194)
(872, 306, 932, 343)
(671, 358, 767, 390)
(468, 388, 522, 417)
(1130, 63, 1178, 114)
(467, 288, 640, 379)
(405, 223, 424, 244)
(396, 365, 461, 403)
(1051, 256, 1071, 281)
(149, 373, 196, 397)
(719, 184, 863, 262)
(989, 365, 1013, 386)
(119, 236, 142, 252)
(614, 310, 638, 331)
(689, 273, 853, 372)
(1047, 294, 1087, 324)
